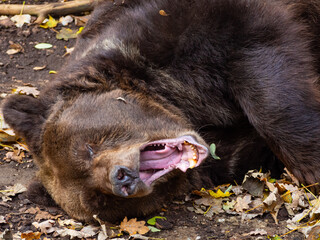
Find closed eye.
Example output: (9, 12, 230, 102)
(86, 144, 94, 159)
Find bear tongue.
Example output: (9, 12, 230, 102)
(139, 145, 182, 170)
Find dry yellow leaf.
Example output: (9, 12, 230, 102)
(119, 217, 149, 236)
(40, 15, 58, 28)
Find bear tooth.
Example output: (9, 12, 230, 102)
(188, 159, 197, 169)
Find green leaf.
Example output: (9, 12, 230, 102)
(268, 178, 276, 183)
(147, 216, 166, 225)
(148, 226, 161, 232)
(210, 143, 220, 160)
(34, 43, 53, 49)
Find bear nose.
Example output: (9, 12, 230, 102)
(111, 166, 139, 197)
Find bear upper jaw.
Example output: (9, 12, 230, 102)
(139, 135, 209, 186)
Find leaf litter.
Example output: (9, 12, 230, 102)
(186, 168, 320, 239)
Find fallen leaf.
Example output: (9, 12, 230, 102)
(49, 70, 57, 74)
(25, 207, 39, 214)
(12, 86, 40, 97)
(148, 226, 161, 232)
(77, 27, 84, 34)
(263, 188, 283, 224)
(10, 14, 31, 28)
(6, 43, 24, 55)
(242, 229, 268, 236)
(231, 185, 243, 195)
(0, 130, 17, 143)
(40, 15, 58, 28)
(21, 231, 41, 240)
(93, 215, 118, 239)
(0, 16, 14, 27)
(0, 229, 13, 239)
(58, 219, 83, 229)
(120, 217, 149, 236)
(209, 189, 232, 198)
(0, 183, 27, 202)
(55, 225, 98, 239)
(74, 15, 90, 26)
(6, 49, 20, 55)
(0, 216, 6, 224)
(33, 66, 46, 71)
(242, 171, 265, 197)
(147, 216, 166, 225)
(234, 194, 252, 212)
(209, 143, 220, 160)
(59, 15, 73, 26)
(284, 167, 300, 186)
(33, 220, 56, 234)
(34, 43, 53, 49)
(26, 207, 62, 221)
(62, 47, 74, 57)
(223, 200, 236, 211)
(56, 27, 78, 41)
(205, 199, 224, 217)
(194, 195, 216, 206)
(307, 225, 320, 240)
(4, 150, 25, 163)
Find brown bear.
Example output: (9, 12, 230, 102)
(3, 0, 320, 222)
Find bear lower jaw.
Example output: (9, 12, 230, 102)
(139, 135, 209, 186)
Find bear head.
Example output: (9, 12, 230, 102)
(2, 89, 208, 221)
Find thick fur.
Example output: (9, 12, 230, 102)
(3, 0, 320, 222)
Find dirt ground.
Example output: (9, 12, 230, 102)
(0, 1, 307, 240)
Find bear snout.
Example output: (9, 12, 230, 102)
(111, 165, 141, 197)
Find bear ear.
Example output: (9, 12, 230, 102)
(2, 94, 48, 153)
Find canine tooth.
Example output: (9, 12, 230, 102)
(188, 159, 197, 169)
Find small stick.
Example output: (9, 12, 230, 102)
(0, 0, 97, 23)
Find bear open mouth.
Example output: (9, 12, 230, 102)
(139, 136, 208, 185)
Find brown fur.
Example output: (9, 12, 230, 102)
(3, 0, 320, 222)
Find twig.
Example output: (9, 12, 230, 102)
(0, 0, 97, 24)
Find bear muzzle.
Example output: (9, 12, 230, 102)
(111, 165, 144, 197)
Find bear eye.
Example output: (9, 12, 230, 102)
(86, 144, 94, 159)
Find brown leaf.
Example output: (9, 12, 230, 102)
(25, 207, 61, 221)
(284, 167, 300, 186)
(263, 188, 283, 224)
(7, 42, 24, 55)
(234, 194, 252, 212)
(307, 226, 320, 240)
(4, 150, 25, 163)
(120, 217, 149, 236)
(0, 16, 14, 28)
(21, 231, 41, 240)
(74, 15, 90, 26)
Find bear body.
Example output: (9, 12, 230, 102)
(3, 0, 320, 222)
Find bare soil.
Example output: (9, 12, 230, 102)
(0, 1, 306, 239)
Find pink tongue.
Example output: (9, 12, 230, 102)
(140, 145, 180, 170)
